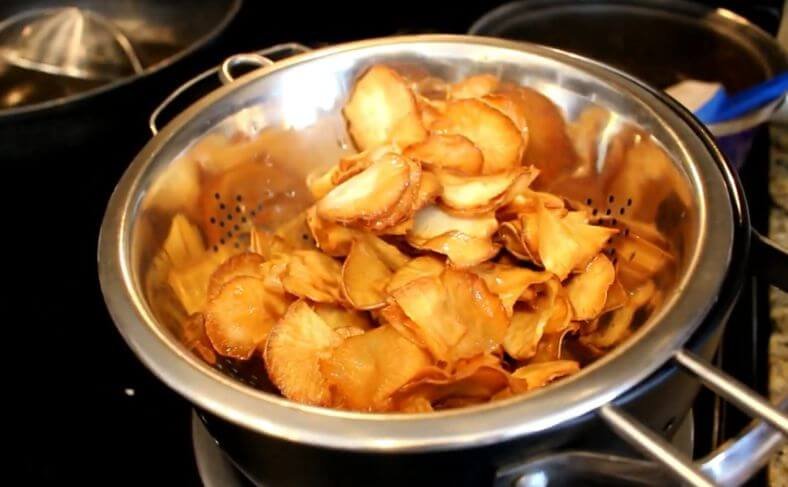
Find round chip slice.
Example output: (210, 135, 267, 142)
(432, 98, 524, 174)
(264, 300, 343, 406)
(343, 65, 422, 151)
(404, 134, 483, 175)
(281, 250, 344, 303)
(317, 153, 412, 227)
(205, 276, 290, 360)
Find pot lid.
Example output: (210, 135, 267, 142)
(469, 0, 788, 91)
(0, 0, 241, 117)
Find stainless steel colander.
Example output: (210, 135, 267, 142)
(98, 37, 788, 486)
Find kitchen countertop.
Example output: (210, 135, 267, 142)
(770, 123, 788, 486)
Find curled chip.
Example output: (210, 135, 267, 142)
(537, 206, 617, 280)
(281, 250, 344, 303)
(432, 98, 525, 174)
(321, 325, 432, 411)
(414, 170, 442, 211)
(503, 276, 562, 359)
(448, 74, 499, 100)
(264, 300, 343, 406)
(512, 360, 580, 389)
(342, 236, 408, 309)
(409, 205, 498, 240)
(207, 252, 267, 299)
(393, 355, 513, 409)
(305, 206, 358, 257)
(205, 276, 290, 360)
(580, 280, 657, 349)
(249, 228, 291, 260)
(343, 65, 425, 151)
(392, 268, 508, 364)
(406, 206, 501, 267)
(317, 153, 412, 226)
(567, 254, 615, 320)
(511, 86, 579, 182)
(312, 303, 372, 333)
(404, 133, 483, 175)
(386, 255, 445, 293)
(435, 166, 538, 214)
(470, 262, 553, 316)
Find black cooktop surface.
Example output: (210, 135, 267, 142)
(13, 1, 781, 484)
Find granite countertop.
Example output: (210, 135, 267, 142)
(770, 124, 788, 486)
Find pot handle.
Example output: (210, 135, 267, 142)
(599, 350, 787, 486)
(148, 43, 311, 135)
(749, 228, 788, 292)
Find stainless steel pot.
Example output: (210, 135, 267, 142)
(98, 36, 788, 486)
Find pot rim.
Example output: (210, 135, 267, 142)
(0, 0, 242, 120)
(98, 35, 736, 452)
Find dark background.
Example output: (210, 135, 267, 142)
(12, 0, 783, 485)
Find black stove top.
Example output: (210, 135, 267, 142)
(14, 1, 781, 484)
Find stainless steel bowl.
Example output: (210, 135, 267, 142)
(98, 36, 787, 486)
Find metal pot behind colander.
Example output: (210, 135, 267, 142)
(98, 37, 788, 486)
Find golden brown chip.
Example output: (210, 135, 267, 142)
(432, 98, 524, 174)
(414, 170, 442, 211)
(603, 280, 629, 313)
(510, 86, 578, 182)
(281, 250, 344, 303)
(566, 254, 616, 321)
(435, 167, 538, 214)
(470, 262, 553, 316)
(404, 134, 483, 175)
(406, 205, 500, 267)
(207, 252, 267, 300)
(386, 255, 445, 293)
(317, 153, 411, 226)
(249, 228, 291, 260)
(481, 92, 530, 151)
(274, 211, 317, 251)
(537, 206, 617, 280)
(393, 358, 512, 410)
(181, 313, 217, 365)
(504, 309, 548, 361)
(511, 360, 580, 389)
(392, 269, 508, 363)
(408, 205, 498, 241)
(205, 276, 291, 360)
(390, 110, 428, 148)
(613, 233, 673, 288)
(411, 233, 501, 268)
(158, 214, 233, 315)
(448, 74, 499, 99)
(305, 206, 358, 257)
(370, 158, 422, 231)
(321, 325, 432, 411)
(580, 280, 656, 349)
(312, 303, 372, 332)
(342, 238, 397, 309)
(344, 65, 424, 151)
(264, 300, 343, 406)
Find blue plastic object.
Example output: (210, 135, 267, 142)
(695, 72, 788, 124)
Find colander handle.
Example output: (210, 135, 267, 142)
(148, 43, 312, 135)
(599, 351, 787, 487)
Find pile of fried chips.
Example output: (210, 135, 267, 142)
(153, 65, 675, 413)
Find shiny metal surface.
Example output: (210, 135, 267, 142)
(0, 7, 143, 80)
(99, 36, 735, 452)
(149, 44, 310, 135)
(600, 405, 715, 487)
(674, 350, 788, 435)
(700, 397, 788, 486)
(601, 352, 788, 487)
(0, 0, 241, 116)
